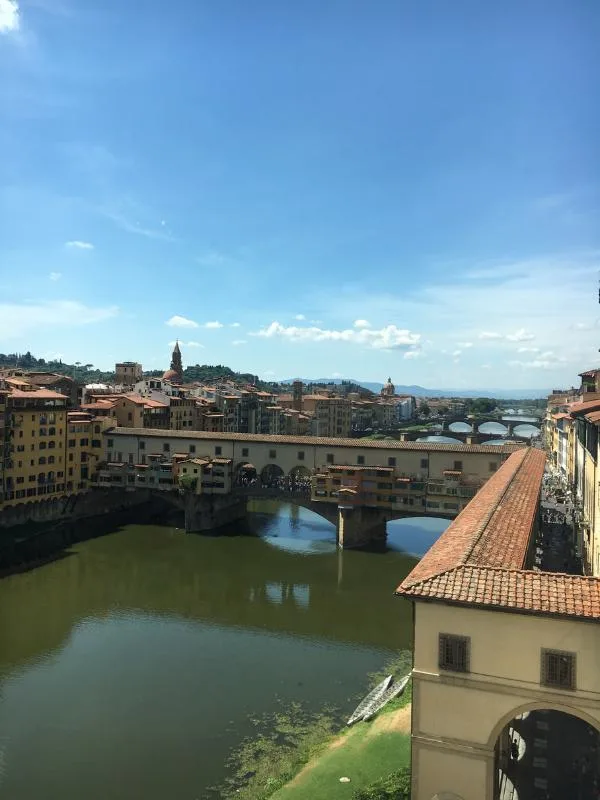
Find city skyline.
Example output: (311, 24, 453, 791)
(1, 0, 599, 388)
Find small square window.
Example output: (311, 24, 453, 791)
(242, 448, 249, 458)
(453, 460, 463, 471)
(438, 633, 470, 673)
(388, 457, 396, 467)
(163, 443, 170, 452)
(357, 455, 365, 465)
(189, 445, 196, 454)
(541, 649, 576, 690)
(269, 449, 276, 459)
(215, 446, 222, 455)
(139, 441, 146, 450)
(420, 458, 428, 469)
(107, 439, 114, 448)
(297, 451, 305, 461)
(326, 454, 334, 464)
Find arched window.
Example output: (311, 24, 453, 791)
(38, 457, 46, 465)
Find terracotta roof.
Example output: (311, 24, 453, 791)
(579, 368, 599, 378)
(395, 448, 600, 620)
(398, 448, 544, 585)
(551, 412, 571, 420)
(105, 427, 523, 453)
(8, 388, 69, 400)
(584, 410, 600, 424)
(398, 566, 600, 620)
(569, 398, 600, 415)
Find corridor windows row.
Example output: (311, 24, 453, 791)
(438, 634, 577, 690)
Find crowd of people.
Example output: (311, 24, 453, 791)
(235, 469, 313, 497)
(535, 468, 582, 575)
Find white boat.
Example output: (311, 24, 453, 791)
(347, 675, 393, 726)
(361, 674, 411, 722)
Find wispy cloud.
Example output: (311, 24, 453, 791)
(517, 346, 539, 353)
(204, 321, 223, 329)
(49, 271, 62, 281)
(478, 328, 535, 342)
(354, 319, 370, 329)
(0, 300, 117, 338)
(166, 315, 198, 329)
(232, 339, 247, 346)
(0, 0, 20, 34)
(457, 341, 473, 348)
(252, 321, 420, 352)
(230, 322, 241, 328)
(65, 240, 94, 250)
(294, 314, 306, 321)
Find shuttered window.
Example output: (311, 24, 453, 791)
(438, 633, 470, 673)
(541, 649, 576, 690)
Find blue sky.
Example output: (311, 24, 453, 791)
(0, 0, 599, 389)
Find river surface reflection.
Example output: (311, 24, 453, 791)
(0, 502, 448, 800)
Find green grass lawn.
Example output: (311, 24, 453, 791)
(270, 720, 410, 800)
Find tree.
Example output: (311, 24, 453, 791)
(419, 401, 431, 417)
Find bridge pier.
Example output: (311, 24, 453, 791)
(183, 493, 247, 533)
(337, 505, 387, 549)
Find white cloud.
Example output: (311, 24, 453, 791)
(65, 240, 94, 250)
(506, 328, 535, 342)
(230, 322, 241, 328)
(404, 350, 420, 360)
(166, 315, 199, 329)
(332, 371, 343, 378)
(252, 321, 420, 352)
(354, 319, 371, 329)
(0, 300, 117, 338)
(204, 321, 223, 329)
(478, 328, 535, 342)
(49, 272, 62, 281)
(452, 350, 462, 357)
(232, 339, 247, 346)
(0, 0, 20, 34)
(295, 314, 306, 320)
(187, 341, 203, 347)
(517, 346, 539, 353)
(457, 341, 473, 348)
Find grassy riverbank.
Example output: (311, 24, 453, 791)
(271, 686, 411, 799)
(216, 653, 412, 800)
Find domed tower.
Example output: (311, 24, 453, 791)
(163, 341, 184, 383)
(381, 376, 395, 397)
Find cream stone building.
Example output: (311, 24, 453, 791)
(397, 448, 600, 800)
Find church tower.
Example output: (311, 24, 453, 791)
(163, 341, 184, 383)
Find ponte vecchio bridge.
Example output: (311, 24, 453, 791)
(96, 428, 523, 548)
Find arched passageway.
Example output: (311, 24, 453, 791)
(495, 708, 599, 799)
(260, 463, 285, 487)
(235, 462, 257, 486)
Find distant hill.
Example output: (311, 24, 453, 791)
(280, 378, 548, 400)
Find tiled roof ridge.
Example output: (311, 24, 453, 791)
(459, 448, 529, 567)
(400, 449, 531, 588)
(105, 427, 522, 453)
(404, 562, 600, 588)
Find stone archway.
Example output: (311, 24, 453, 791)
(490, 703, 600, 800)
(260, 463, 284, 488)
(235, 462, 257, 486)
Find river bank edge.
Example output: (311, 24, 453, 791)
(216, 655, 413, 800)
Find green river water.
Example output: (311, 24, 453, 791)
(0, 501, 449, 799)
